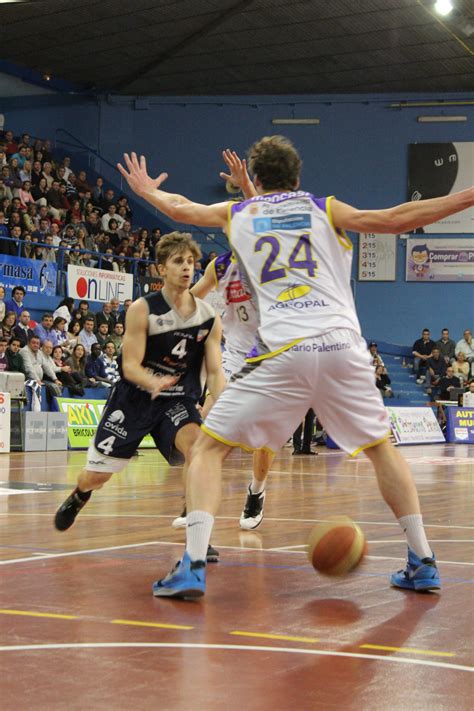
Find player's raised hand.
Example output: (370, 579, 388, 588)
(219, 149, 257, 199)
(117, 152, 168, 197)
(149, 373, 179, 400)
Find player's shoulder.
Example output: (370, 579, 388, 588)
(213, 250, 233, 282)
(142, 290, 171, 315)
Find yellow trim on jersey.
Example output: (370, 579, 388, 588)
(201, 424, 275, 455)
(227, 201, 237, 244)
(326, 196, 353, 251)
(245, 338, 303, 363)
(350, 430, 392, 457)
(210, 258, 219, 287)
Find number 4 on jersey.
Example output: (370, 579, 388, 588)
(171, 338, 188, 359)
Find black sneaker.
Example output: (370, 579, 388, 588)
(292, 447, 302, 455)
(206, 543, 219, 563)
(239, 485, 266, 530)
(300, 448, 317, 455)
(54, 488, 91, 531)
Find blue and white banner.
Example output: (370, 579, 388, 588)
(406, 238, 474, 282)
(386, 406, 445, 445)
(0, 256, 57, 296)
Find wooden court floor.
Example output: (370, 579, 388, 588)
(0, 443, 473, 710)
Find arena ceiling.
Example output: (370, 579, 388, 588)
(1, 0, 474, 95)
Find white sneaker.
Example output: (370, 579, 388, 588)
(172, 506, 187, 529)
(416, 376, 425, 384)
(239, 486, 266, 530)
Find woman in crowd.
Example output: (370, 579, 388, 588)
(66, 199, 83, 224)
(53, 297, 75, 329)
(63, 319, 81, 355)
(452, 351, 470, 385)
(52, 316, 68, 347)
(21, 233, 37, 259)
(1, 311, 17, 339)
(31, 176, 48, 206)
(23, 203, 39, 233)
(18, 180, 35, 210)
(375, 364, 394, 398)
(8, 157, 22, 189)
(19, 160, 32, 184)
(52, 345, 85, 397)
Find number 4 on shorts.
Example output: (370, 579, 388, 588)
(96, 436, 116, 456)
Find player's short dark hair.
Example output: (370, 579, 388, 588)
(247, 135, 302, 191)
(155, 231, 201, 265)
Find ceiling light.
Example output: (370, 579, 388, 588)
(434, 0, 454, 16)
(271, 118, 320, 125)
(417, 115, 467, 122)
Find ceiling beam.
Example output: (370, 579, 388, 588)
(112, 0, 256, 93)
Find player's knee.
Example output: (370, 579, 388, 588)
(191, 430, 229, 460)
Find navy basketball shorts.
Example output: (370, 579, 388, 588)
(86, 380, 201, 473)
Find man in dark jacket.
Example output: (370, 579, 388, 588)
(6, 337, 26, 374)
(85, 343, 114, 387)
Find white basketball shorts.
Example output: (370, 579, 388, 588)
(221, 348, 246, 382)
(203, 329, 391, 456)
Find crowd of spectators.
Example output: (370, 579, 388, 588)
(412, 327, 474, 400)
(0, 129, 166, 277)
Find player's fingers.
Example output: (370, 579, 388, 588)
(140, 155, 147, 172)
(117, 163, 128, 178)
(123, 153, 133, 171)
(219, 171, 231, 181)
(154, 172, 168, 187)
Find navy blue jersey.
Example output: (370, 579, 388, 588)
(119, 291, 216, 400)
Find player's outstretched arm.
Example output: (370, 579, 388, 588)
(191, 259, 219, 300)
(203, 316, 226, 405)
(117, 152, 229, 229)
(121, 299, 178, 398)
(331, 187, 474, 234)
(220, 149, 257, 200)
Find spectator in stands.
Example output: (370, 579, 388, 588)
(13, 310, 34, 347)
(4, 131, 18, 157)
(105, 218, 121, 248)
(42, 162, 54, 189)
(92, 177, 105, 206)
(0, 148, 7, 170)
(95, 302, 114, 334)
(375, 364, 393, 398)
(72, 300, 94, 327)
(34, 312, 57, 346)
(61, 224, 78, 248)
(109, 322, 124, 353)
(0, 211, 12, 254)
(78, 316, 98, 354)
(0, 337, 8, 372)
(119, 298, 131, 329)
(65, 198, 83, 224)
(192, 260, 203, 285)
(20, 334, 62, 400)
(100, 247, 116, 271)
(19, 160, 32, 184)
(20, 232, 35, 261)
(68, 246, 83, 267)
(412, 328, 435, 384)
(85, 343, 114, 387)
(84, 211, 102, 241)
(5, 286, 26, 321)
(438, 367, 461, 401)
(101, 204, 124, 231)
(23, 203, 38, 232)
(75, 170, 92, 194)
(117, 195, 132, 220)
(8, 157, 22, 189)
(51, 344, 84, 397)
(455, 330, 474, 368)
(6, 337, 25, 374)
(65, 343, 88, 386)
(31, 161, 43, 187)
(63, 319, 81, 354)
(425, 347, 447, 396)
(0, 285, 5, 323)
(0, 177, 13, 202)
(61, 156, 72, 181)
(100, 187, 115, 212)
(452, 351, 470, 385)
(1, 311, 17, 340)
(96, 322, 111, 350)
(114, 252, 129, 273)
(40, 234, 57, 262)
(46, 180, 67, 220)
(51, 297, 74, 329)
(101, 341, 120, 383)
(51, 316, 68, 347)
(18, 180, 35, 210)
(1, 223, 21, 257)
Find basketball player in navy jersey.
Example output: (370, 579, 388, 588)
(54, 232, 226, 563)
(118, 145, 473, 598)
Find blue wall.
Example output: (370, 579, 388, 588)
(2, 91, 473, 345)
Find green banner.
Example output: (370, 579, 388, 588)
(56, 397, 156, 450)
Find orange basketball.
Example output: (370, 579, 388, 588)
(307, 516, 367, 576)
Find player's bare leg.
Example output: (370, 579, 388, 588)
(240, 449, 274, 530)
(364, 439, 440, 591)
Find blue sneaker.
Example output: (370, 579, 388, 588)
(391, 548, 441, 591)
(152, 552, 206, 599)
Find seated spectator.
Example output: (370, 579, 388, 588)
(192, 260, 203, 285)
(63, 319, 81, 355)
(65, 343, 93, 387)
(462, 380, 474, 407)
(105, 218, 121, 248)
(101, 204, 124, 231)
(5, 286, 26, 321)
(2, 223, 22, 256)
(68, 246, 82, 266)
(53, 297, 75, 328)
(1, 311, 17, 340)
(452, 351, 470, 385)
(0, 337, 8, 371)
(375, 364, 394, 398)
(41, 161, 54, 189)
(96, 322, 111, 349)
(202, 250, 217, 269)
(92, 176, 105, 206)
(101, 341, 120, 383)
(368, 341, 384, 367)
(85, 343, 114, 387)
(78, 316, 98, 354)
(6, 337, 25, 374)
(39, 234, 57, 262)
(20, 334, 62, 403)
(18, 180, 35, 209)
(117, 195, 132, 220)
(114, 252, 130, 273)
(46, 179, 67, 220)
(21, 232, 37, 260)
(30, 161, 44, 188)
(8, 157, 22, 189)
(100, 247, 116, 271)
(425, 347, 447, 396)
(51, 344, 84, 397)
(65, 198, 83, 225)
(455, 330, 474, 367)
(34, 312, 57, 346)
(19, 159, 32, 184)
(61, 224, 78, 248)
(51, 316, 68, 347)
(23, 203, 39, 233)
(80, 251, 97, 268)
(437, 367, 461, 401)
(75, 170, 92, 194)
(95, 302, 114, 334)
(71, 300, 94, 328)
(0, 176, 13, 202)
(13, 309, 35, 347)
(109, 297, 121, 327)
(412, 328, 435, 383)
(0, 285, 5, 322)
(61, 156, 73, 181)
(118, 299, 131, 329)
(109, 322, 124, 353)
(100, 187, 115, 212)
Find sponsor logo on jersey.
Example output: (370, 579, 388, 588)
(226, 280, 251, 304)
(197, 329, 209, 342)
(108, 409, 125, 424)
(165, 402, 190, 426)
(268, 298, 329, 311)
(277, 284, 312, 302)
(153, 316, 174, 328)
(252, 213, 311, 233)
(104, 409, 128, 438)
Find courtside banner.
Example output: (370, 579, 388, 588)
(0, 256, 57, 296)
(406, 237, 474, 282)
(386, 406, 444, 445)
(0, 392, 11, 453)
(446, 407, 474, 444)
(56, 397, 156, 451)
(67, 265, 133, 304)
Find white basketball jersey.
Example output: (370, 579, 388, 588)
(228, 192, 361, 361)
(212, 251, 258, 357)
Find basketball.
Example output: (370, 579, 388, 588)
(307, 516, 367, 576)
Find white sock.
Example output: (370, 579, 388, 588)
(398, 514, 432, 559)
(250, 477, 265, 495)
(186, 510, 215, 562)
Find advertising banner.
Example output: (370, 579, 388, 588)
(56, 397, 156, 450)
(386, 406, 445, 445)
(446, 407, 474, 444)
(408, 142, 474, 233)
(0, 256, 57, 296)
(67, 265, 133, 304)
(0, 392, 11, 453)
(406, 238, 474, 282)
(139, 276, 164, 296)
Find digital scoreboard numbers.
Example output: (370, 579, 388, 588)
(358, 233, 397, 281)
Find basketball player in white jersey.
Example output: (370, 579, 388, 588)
(118, 142, 473, 598)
